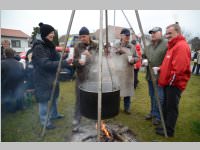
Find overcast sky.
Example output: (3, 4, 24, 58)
(1, 10, 200, 38)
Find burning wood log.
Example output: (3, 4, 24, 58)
(112, 131, 127, 142)
(82, 135, 97, 142)
(70, 120, 137, 142)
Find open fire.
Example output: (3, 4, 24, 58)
(96, 121, 113, 141)
(70, 119, 137, 142)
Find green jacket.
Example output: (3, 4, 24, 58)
(143, 38, 167, 80)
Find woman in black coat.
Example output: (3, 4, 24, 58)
(32, 23, 72, 129)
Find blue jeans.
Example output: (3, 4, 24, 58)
(147, 80, 164, 120)
(124, 96, 131, 111)
(38, 98, 59, 126)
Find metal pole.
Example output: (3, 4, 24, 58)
(135, 10, 168, 138)
(40, 10, 76, 138)
(97, 10, 103, 142)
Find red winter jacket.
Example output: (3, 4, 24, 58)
(134, 44, 142, 69)
(158, 35, 191, 91)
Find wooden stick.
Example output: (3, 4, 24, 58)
(121, 10, 135, 34)
(105, 10, 114, 90)
(97, 10, 103, 142)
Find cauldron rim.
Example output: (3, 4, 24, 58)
(79, 81, 119, 93)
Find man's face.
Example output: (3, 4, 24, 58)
(46, 31, 55, 41)
(165, 26, 179, 41)
(79, 35, 90, 44)
(121, 34, 130, 43)
(2, 42, 10, 49)
(150, 31, 162, 42)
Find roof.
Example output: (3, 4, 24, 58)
(1, 28, 30, 38)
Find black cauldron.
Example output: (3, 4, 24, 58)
(79, 82, 120, 120)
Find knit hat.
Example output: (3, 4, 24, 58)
(79, 27, 89, 35)
(39, 22, 55, 39)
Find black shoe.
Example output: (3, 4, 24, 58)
(46, 124, 56, 130)
(50, 114, 64, 120)
(124, 109, 131, 115)
(156, 128, 174, 137)
(152, 118, 161, 126)
(145, 114, 153, 120)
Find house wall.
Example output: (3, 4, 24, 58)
(1, 37, 30, 52)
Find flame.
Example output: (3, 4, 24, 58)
(101, 122, 111, 139)
(96, 121, 112, 139)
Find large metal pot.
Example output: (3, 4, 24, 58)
(79, 82, 120, 120)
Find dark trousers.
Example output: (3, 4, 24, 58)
(134, 69, 139, 89)
(124, 96, 131, 111)
(163, 86, 182, 135)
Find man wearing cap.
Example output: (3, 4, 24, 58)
(113, 28, 138, 115)
(142, 27, 167, 125)
(32, 22, 73, 129)
(73, 26, 98, 126)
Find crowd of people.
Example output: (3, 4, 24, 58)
(1, 22, 195, 137)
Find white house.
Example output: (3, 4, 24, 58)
(1, 28, 30, 53)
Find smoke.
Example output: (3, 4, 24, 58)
(81, 47, 121, 92)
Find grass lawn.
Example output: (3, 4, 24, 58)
(1, 72, 200, 142)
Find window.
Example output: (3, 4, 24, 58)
(11, 40, 21, 48)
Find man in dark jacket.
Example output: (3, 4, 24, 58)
(157, 23, 191, 137)
(32, 22, 73, 129)
(72, 27, 98, 126)
(1, 48, 25, 114)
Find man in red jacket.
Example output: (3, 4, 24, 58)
(157, 23, 191, 137)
